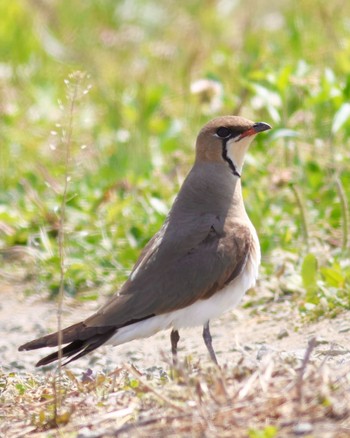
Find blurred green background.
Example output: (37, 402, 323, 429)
(0, 0, 349, 317)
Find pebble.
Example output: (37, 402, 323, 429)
(277, 328, 289, 339)
(293, 422, 313, 435)
(77, 427, 101, 438)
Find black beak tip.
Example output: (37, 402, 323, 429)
(253, 122, 272, 133)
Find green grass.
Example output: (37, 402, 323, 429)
(0, 0, 350, 318)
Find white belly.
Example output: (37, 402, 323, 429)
(107, 248, 260, 347)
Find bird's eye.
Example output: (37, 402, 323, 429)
(216, 127, 231, 138)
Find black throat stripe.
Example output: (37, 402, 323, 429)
(221, 139, 241, 178)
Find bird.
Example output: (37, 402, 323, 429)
(19, 115, 271, 367)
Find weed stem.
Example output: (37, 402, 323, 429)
(55, 74, 81, 414)
(290, 183, 309, 251)
(335, 176, 349, 253)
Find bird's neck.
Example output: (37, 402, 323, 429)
(175, 162, 246, 217)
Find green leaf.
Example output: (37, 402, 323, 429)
(248, 426, 278, 438)
(321, 267, 345, 288)
(332, 103, 350, 134)
(301, 253, 318, 295)
(269, 129, 299, 141)
(15, 383, 26, 395)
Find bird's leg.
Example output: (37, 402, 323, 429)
(170, 329, 180, 366)
(203, 321, 218, 365)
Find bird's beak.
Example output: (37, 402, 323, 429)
(252, 122, 272, 133)
(236, 122, 271, 141)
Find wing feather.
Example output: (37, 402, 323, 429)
(87, 217, 253, 327)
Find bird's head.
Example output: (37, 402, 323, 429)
(195, 116, 271, 177)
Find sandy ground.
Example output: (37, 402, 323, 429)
(2, 280, 350, 376)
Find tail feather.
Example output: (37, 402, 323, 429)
(18, 322, 113, 350)
(18, 323, 117, 367)
(35, 329, 116, 367)
(19, 323, 80, 350)
(35, 340, 86, 367)
(19, 314, 155, 367)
